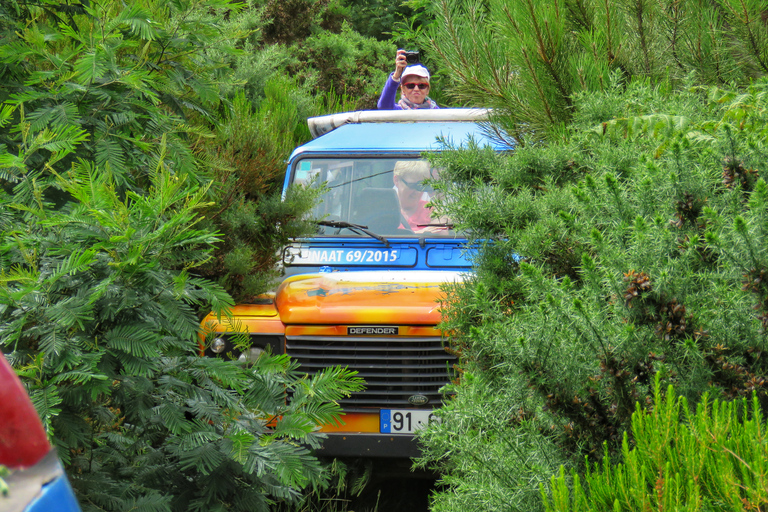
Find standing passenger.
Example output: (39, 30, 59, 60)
(378, 50, 439, 110)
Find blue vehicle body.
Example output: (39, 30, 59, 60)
(281, 114, 510, 276)
(4, 452, 82, 512)
(26, 472, 81, 512)
(201, 109, 511, 459)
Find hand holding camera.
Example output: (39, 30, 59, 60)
(404, 51, 420, 64)
(393, 49, 420, 80)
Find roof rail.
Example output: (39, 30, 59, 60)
(307, 108, 492, 138)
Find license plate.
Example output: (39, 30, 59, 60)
(380, 409, 439, 433)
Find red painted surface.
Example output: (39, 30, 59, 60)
(0, 352, 51, 468)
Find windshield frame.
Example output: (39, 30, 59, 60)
(287, 152, 459, 240)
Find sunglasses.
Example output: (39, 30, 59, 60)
(401, 178, 431, 192)
(403, 83, 429, 90)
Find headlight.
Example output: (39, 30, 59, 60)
(210, 337, 227, 354)
(238, 347, 265, 363)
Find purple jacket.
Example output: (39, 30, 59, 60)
(377, 73, 403, 110)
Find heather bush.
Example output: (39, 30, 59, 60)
(417, 78, 768, 512)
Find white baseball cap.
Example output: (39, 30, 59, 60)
(402, 64, 430, 82)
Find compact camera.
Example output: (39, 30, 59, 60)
(404, 51, 420, 64)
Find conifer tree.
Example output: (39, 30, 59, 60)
(398, 2, 768, 510)
(407, 0, 768, 143)
(416, 71, 768, 512)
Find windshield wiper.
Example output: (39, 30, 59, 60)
(417, 222, 455, 229)
(317, 220, 390, 247)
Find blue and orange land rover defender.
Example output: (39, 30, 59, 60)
(200, 109, 508, 458)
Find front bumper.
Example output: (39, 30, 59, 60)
(315, 433, 421, 458)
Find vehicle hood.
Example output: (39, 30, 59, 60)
(274, 270, 467, 325)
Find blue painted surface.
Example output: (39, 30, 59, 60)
(282, 116, 506, 273)
(24, 474, 81, 512)
(291, 121, 509, 156)
(380, 409, 392, 433)
(282, 238, 478, 275)
(284, 244, 418, 267)
(426, 245, 476, 268)
(283, 119, 512, 192)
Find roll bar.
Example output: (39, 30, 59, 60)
(307, 109, 493, 138)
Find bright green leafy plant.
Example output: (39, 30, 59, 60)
(543, 377, 768, 511)
(0, 144, 363, 511)
(0, 1, 366, 510)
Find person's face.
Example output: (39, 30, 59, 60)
(401, 77, 430, 104)
(394, 174, 424, 209)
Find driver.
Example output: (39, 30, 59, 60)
(393, 161, 435, 232)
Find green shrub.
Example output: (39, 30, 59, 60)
(0, 2, 365, 510)
(288, 22, 392, 110)
(406, 0, 768, 142)
(417, 78, 768, 512)
(0, 155, 363, 511)
(544, 377, 768, 511)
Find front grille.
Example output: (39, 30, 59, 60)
(286, 336, 456, 410)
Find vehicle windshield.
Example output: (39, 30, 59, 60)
(292, 157, 457, 237)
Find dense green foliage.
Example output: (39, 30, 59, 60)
(14, 0, 768, 510)
(407, 0, 768, 142)
(417, 72, 768, 512)
(0, 160, 362, 511)
(0, 0, 391, 510)
(402, 1, 768, 510)
(544, 378, 768, 511)
(413, 5, 768, 503)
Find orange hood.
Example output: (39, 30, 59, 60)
(275, 270, 467, 325)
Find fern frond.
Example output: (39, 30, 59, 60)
(105, 326, 162, 359)
(595, 114, 691, 140)
(94, 136, 127, 174)
(48, 248, 97, 282)
(177, 443, 227, 476)
(153, 402, 193, 435)
(271, 414, 316, 440)
(39, 328, 68, 357)
(112, 349, 158, 377)
(28, 384, 63, 436)
(43, 296, 94, 330)
(227, 429, 257, 464)
(124, 492, 173, 512)
(0, 104, 15, 128)
(27, 125, 89, 154)
(109, 4, 158, 41)
(26, 102, 81, 132)
(177, 427, 222, 452)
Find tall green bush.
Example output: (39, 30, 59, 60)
(544, 378, 768, 511)
(404, 0, 768, 143)
(0, 1, 366, 510)
(0, 0, 233, 194)
(195, 82, 322, 302)
(287, 22, 392, 110)
(417, 78, 768, 512)
(0, 156, 363, 511)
